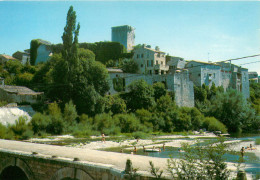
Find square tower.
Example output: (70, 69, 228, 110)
(111, 25, 135, 52)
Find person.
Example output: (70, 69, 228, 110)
(143, 146, 146, 152)
(240, 147, 245, 157)
(162, 143, 165, 151)
(101, 133, 105, 143)
(250, 144, 253, 150)
(133, 146, 137, 153)
(120, 148, 123, 153)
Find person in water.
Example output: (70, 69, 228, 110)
(240, 147, 245, 157)
(101, 133, 105, 143)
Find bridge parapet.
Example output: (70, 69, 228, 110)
(0, 140, 167, 180)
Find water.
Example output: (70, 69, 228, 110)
(101, 135, 260, 176)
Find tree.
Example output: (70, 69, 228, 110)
(209, 89, 257, 132)
(63, 100, 78, 125)
(153, 82, 167, 100)
(50, 6, 109, 115)
(167, 138, 230, 180)
(122, 79, 155, 112)
(121, 59, 139, 73)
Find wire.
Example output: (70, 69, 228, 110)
(216, 54, 260, 63)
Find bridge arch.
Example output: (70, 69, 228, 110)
(0, 157, 35, 180)
(51, 167, 94, 180)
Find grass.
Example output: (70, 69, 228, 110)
(255, 138, 260, 145)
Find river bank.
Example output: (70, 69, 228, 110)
(27, 132, 260, 179)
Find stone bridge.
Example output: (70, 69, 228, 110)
(0, 140, 168, 180)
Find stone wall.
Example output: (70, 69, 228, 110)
(0, 150, 159, 180)
(108, 71, 194, 107)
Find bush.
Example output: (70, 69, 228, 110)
(114, 113, 145, 133)
(203, 117, 227, 133)
(93, 113, 120, 135)
(132, 131, 149, 139)
(9, 116, 31, 140)
(30, 113, 51, 135)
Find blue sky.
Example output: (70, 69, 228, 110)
(0, 1, 259, 73)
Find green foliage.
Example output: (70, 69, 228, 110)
(104, 95, 126, 115)
(15, 72, 33, 87)
(63, 100, 78, 125)
(202, 117, 227, 133)
(132, 131, 149, 139)
(153, 82, 167, 101)
(250, 82, 260, 114)
(113, 77, 125, 92)
(114, 113, 144, 133)
(79, 41, 127, 64)
(0, 123, 14, 139)
(30, 113, 51, 135)
(255, 138, 260, 145)
(30, 39, 41, 65)
(167, 138, 230, 179)
(5, 60, 23, 74)
(93, 113, 120, 135)
(78, 48, 95, 61)
(9, 116, 32, 140)
(209, 89, 258, 132)
(124, 159, 138, 180)
(149, 161, 164, 179)
(121, 59, 139, 73)
(0, 101, 8, 107)
(135, 109, 153, 131)
(122, 79, 155, 112)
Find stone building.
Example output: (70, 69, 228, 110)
(133, 44, 169, 75)
(186, 60, 250, 99)
(35, 39, 52, 64)
(12, 51, 30, 64)
(107, 68, 194, 107)
(0, 54, 17, 64)
(185, 60, 222, 87)
(0, 78, 43, 104)
(166, 56, 186, 74)
(111, 25, 135, 52)
(248, 72, 259, 83)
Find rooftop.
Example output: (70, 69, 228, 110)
(187, 60, 220, 66)
(0, 85, 43, 95)
(0, 54, 17, 60)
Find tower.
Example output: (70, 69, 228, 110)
(111, 25, 135, 52)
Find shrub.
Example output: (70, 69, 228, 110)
(9, 116, 31, 140)
(114, 113, 144, 133)
(30, 113, 51, 134)
(132, 131, 149, 139)
(93, 113, 120, 135)
(203, 117, 227, 133)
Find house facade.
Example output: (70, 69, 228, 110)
(166, 56, 186, 74)
(0, 78, 43, 104)
(133, 44, 169, 75)
(185, 61, 222, 87)
(35, 39, 52, 64)
(12, 51, 30, 64)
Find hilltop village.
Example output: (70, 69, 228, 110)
(0, 25, 255, 107)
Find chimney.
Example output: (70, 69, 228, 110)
(155, 46, 160, 51)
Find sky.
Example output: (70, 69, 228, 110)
(0, 1, 259, 74)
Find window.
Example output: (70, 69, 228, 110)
(141, 64, 143, 67)
(137, 54, 139, 58)
(151, 60, 154, 67)
(147, 60, 149, 67)
(191, 64, 193, 67)
(161, 61, 163, 65)
(141, 54, 144, 58)
(147, 53, 149, 58)
(156, 60, 158, 65)
(198, 73, 201, 77)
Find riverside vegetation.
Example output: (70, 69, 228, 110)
(0, 6, 259, 140)
(0, 6, 259, 180)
